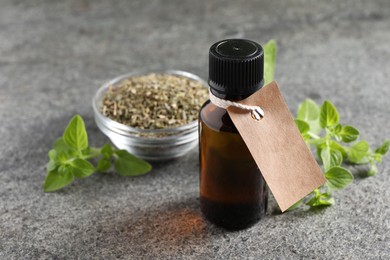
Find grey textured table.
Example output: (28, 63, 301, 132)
(1, 1, 390, 259)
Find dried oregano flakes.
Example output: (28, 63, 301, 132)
(101, 73, 208, 129)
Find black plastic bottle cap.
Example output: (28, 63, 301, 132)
(209, 39, 264, 100)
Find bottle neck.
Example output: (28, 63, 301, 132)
(209, 84, 263, 101)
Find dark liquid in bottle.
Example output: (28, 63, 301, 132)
(199, 100, 268, 230)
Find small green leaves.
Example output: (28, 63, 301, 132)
(375, 140, 390, 155)
(69, 159, 95, 178)
(320, 100, 339, 128)
(374, 153, 383, 163)
(294, 119, 311, 140)
(96, 158, 111, 172)
(44, 115, 152, 192)
(332, 124, 342, 135)
(54, 138, 74, 153)
(325, 166, 353, 190)
(306, 189, 334, 207)
(101, 144, 114, 158)
(63, 115, 88, 151)
(339, 126, 359, 143)
(367, 164, 378, 176)
(348, 141, 370, 164)
(48, 149, 57, 161)
(264, 40, 276, 85)
(320, 147, 342, 171)
(328, 140, 348, 158)
(44, 170, 75, 192)
(293, 98, 388, 210)
(46, 160, 57, 172)
(297, 99, 320, 121)
(114, 150, 152, 176)
(296, 99, 321, 135)
(295, 119, 310, 134)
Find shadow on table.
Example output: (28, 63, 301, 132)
(110, 197, 215, 257)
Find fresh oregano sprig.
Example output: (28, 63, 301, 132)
(291, 99, 389, 209)
(264, 39, 276, 85)
(262, 39, 389, 210)
(44, 115, 152, 192)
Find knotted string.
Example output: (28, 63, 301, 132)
(209, 89, 264, 121)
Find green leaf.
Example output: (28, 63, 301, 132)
(58, 164, 71, 174)
(114, 150, 152, 176)
(317, 140, 347, 160)
(53, 139, 78, 164)
(46, 160, 57, 172)
(81, 147, 101, 158)
(295, 119, 311, 140)
(296, 99, 322, 134)
(44, 114, 153, 192)
(348, 141, 370, 164)
(294, 119, 310, 134)
(325, 166, 353, 190)
(306, 190, 334, 207)
(56, 152, 71, 164)
(264, 40, 276, 85)
(43, 169, 74, 192)
(53, 138, 75, 153)
(320, 100, 339, 128)
(63, 115, 88, 151)
(69, 158, 95, 178)
(96, 158, 111, 172)
(330, 124, 342, 141)
(367, 164, 377, 176)
(48, 148, 73, 168)
(375, 140, 390, 155)
(101, 144, 114, 158)
(320, 146, 342, 171)
(307, 196, 335, 207)
(297, 99, 320, 121)
(339, 125, 359, 143)
(374, 153, 383, 163)
(48, 149, 57, 161)
(333, 124, 342, 134)
(329, 140, 348, 158)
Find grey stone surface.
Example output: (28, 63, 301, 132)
(1, 0, 390, 259)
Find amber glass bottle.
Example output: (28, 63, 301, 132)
(199, 39, 268, 230)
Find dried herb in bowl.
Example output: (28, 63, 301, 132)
(101, 73, 208, 129)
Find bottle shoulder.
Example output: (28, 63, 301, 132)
(199, 100, 238, 133)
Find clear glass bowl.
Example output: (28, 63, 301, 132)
(92, 70, 207, 161)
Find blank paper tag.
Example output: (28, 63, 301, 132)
(227, 81, 326, 212)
